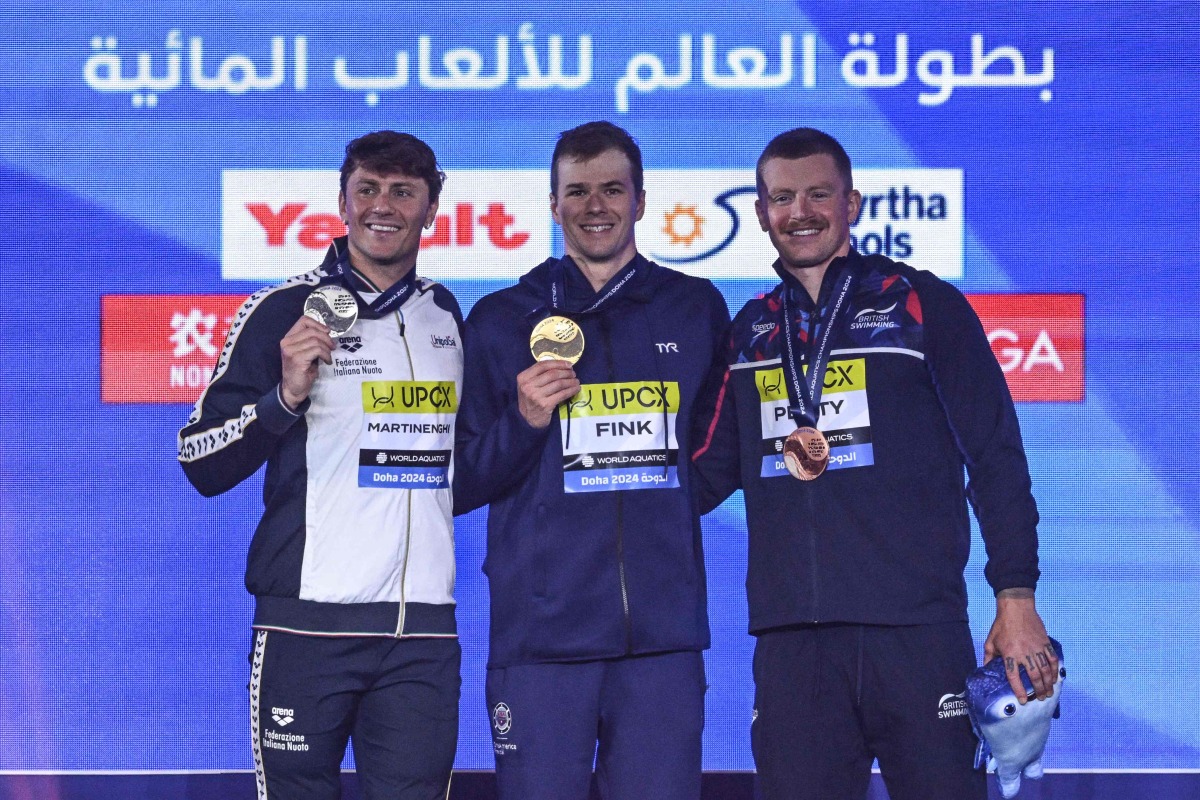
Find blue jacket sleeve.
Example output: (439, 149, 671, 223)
(921, 276, 1041, 594)
(177, 291, 305, 497)
(689, 331, 742, 515)
(452, 303, 553, 516)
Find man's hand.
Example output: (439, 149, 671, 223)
(517, 360, 580, 429)
(280, 315, 336, 411)
(984, 588, 1060, 704)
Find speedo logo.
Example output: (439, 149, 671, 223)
(937, 691, 969, 719)
(752, 322, 775, 335)
(363, 381, 458, 413)
(850, 302, 899, 331)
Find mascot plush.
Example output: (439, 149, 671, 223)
(966, 638, 1065, 798)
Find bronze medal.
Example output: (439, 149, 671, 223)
(782, 426, 829, 480)
(529, 315, 585, 365)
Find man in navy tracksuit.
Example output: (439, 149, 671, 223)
(455, 121, 729, 799)
(691, 128, 1060, 799)
(179, 132, 462, 799)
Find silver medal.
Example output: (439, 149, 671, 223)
(303, 285, 359, 337)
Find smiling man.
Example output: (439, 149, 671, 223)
(454, 121, 730, 800)
(691, 127, 1057, 800)
(179, 131, 464, 799)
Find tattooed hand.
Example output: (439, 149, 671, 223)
(984, 588, 1060, 703)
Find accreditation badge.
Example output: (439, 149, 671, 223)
(358, 380, 456, 489)
(560, 381, 680, 493)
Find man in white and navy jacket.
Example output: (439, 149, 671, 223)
(179, 131, 463, 800)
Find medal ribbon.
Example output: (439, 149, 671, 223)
(547, 256, 643, 316)
(779, 271, 854, 429)
(542, 256, 645, 451)
(329, 248, 418, 319)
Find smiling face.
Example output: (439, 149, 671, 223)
(338, 166, 438, 287)
(550, 148, 646, 279)
(755, 153, 862, 284)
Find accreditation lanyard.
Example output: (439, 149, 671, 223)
(329, 248, 418, 319)
(779, 271, 854, 429)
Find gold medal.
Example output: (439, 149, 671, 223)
(783, 426, 829, 480)
(530, 315, 585, 364)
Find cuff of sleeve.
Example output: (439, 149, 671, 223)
(256, 385, 310, 435)
(989, 573, 1040, 597)
(505, 400, 553, 449)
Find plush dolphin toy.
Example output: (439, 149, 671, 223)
(966, 638, 1065, 799)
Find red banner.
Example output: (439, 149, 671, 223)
(101, 295, 247, 404)
(967, 293, 1085, 402)
(101, 293, 1085, 404)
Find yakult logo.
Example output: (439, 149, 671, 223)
(222, 169, 550, 281)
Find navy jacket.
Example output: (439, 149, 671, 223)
(692, 250, 1040, 635)
(455, 254, 730, 668)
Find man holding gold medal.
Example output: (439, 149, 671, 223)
(690, 128, 1057, 800)
(455, 121, 730, 799)
(179, 131, 463, 799)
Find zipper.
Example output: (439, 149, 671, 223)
(804, 299, 820, 621)
(617, 496, 632, 653)
(394, 308, 414, 637)
(600, 314, 634, 653)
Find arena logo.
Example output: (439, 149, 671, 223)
(222, 169, 551, 281)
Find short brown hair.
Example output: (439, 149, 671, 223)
(340, 131, 446, 202)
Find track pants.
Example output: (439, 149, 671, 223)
(486, 650, 706, 800)
(751, 622, 985, 800)
(250, 629, 460, 800)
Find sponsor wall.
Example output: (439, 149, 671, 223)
(2, 0, 1198, 785)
